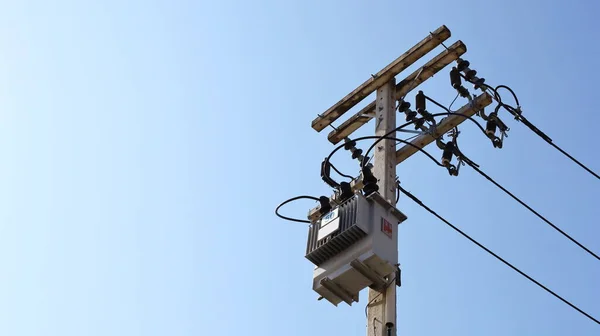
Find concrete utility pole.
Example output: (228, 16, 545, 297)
(367, 79, 398, 336)
(306, 25, 493, 336)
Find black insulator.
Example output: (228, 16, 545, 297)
(318, 196, 332, 215)
(457, 59, 470, 72)
(405, 111, 417, 121)
(421, 110, 434, 122)
(414, 118, 425, 130)
(442, 141, 455, 165)
(362, 167, 379, 196)
(344, 140, 356, 150)
(416, 91, 426, 114)
(492, 137, 503, 149)
(447, 165, 458, 176)
(320, 159, 339, 188)
(398, 101, 411, 112)
(486, 119, 497, 138)
(339, 182, 353, 202)
(351, 148, 363, 159)
(486, 113, 501, 138)
(465, 69, 477, 80)
(450, 67, 462, 89)
(457, 86, 470, 98)
(473, 77, 486, 90)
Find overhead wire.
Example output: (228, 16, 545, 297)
(328, 98, 595, 260)
(474, 80, 599, 180)
(461, 158, 600, 261)
(277, 133, 446, 225)
(326, 135, 445, 175)
(362, 110, 491, 169)
(397, 184, 600, 325)
(275, 195, 320, 224)
(330, 163, 354, 180)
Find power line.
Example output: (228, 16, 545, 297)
(275, 195, 319, 224)
(483, 83, 599, 180)
(397, 184, 600, 325)
(330, 163, 354, 180)
(546, 138, 600, 180)
(464, 161, 600, 261)
(511, 111, 600, 180)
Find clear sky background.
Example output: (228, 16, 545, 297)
(0, 0, 598, 335)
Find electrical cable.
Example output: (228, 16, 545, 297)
(278, 134, 448, 224)
(495, 85, 519, 105)
(463, 160, 600, 261)
(448, 93, 460, 112)
(397, 185, 600, 325)
(478, 82, 600, 180)
(330, 163, 354, 180)
(325, 135, 444, 177)
(423, 96, 487, 136)
(544, 141, 600, 180)
(364, 276, 396, 318)
(275, 195, 319, 224)
(278, 121, 459, 223)
(362, 111, 490, 169)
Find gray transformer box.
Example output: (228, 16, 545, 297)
(305, 192, 407, 306)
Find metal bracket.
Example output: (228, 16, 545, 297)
(320, 278, 357, 305)
(350, 259, 388, 290)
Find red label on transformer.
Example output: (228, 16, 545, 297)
(381, 218, 393, 238)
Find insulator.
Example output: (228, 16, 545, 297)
(486, 119, 497, 138)
(450, 67, 462, 89)
(457, 86, 470, 98)
(442, 141, 455, 166)
(414, 118, 425, 130)
(338, 182, 353, 202)
(416, 91, 426, 114)
(320, 159, 339, 188)
(473, 77, 486, 90)
(447, 165, 458, 176)
(344, 140, 356, 150)
(351, 148, 363, 159)
(420, 110, 434, 122)
(405, 110, 417, 121)
(457, 59, 470, 72)
(465, 69, 477, 80)
(362, 166, 379, 196)
(318, 196, 332, 215)
(398, 101, 411, 112)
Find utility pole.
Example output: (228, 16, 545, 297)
(367, 79, 398, 336)
(301, 25, 493, 336)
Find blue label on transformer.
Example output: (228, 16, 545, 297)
(321, 208, 339, 227)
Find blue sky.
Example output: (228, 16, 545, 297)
(0, 0, 598, 335)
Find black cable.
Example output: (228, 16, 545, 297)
(424, 96, 487, 136)
(464, 161, 600, 261)
(397, 185, 600, 325)
(330, 163, 354, 180)
(545, 141, 600, 179)
(486, 83, 599, 180)
(275, 195, 319, 224)
(364, 276, 396, 318)
(362, 111, 489, 169)
(495, 85, 520, 106)
(325, 135, 444, 176)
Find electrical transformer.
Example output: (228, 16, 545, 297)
(306, 191, 407, 306)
